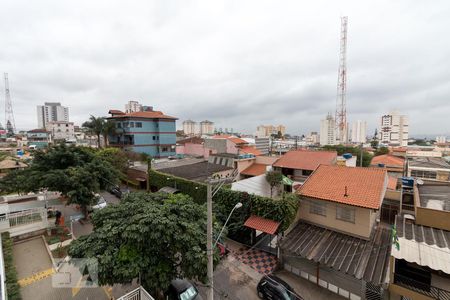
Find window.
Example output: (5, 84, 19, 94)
(117, 123, 122, 128)
(129, 122, 134, 128)
(162, 147, 169, 152)
(136, 122, 142, 128)
(411, 170, 437, 179)
(310, 201, 326, 216)
(152, 136, 156, 140)
(336, 205, 355, 223)
(123, 122, 129, 128)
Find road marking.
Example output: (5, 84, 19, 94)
(102, 286, 113, 299)
(18, 268, 55, 287)
(72, 275, 83, 298)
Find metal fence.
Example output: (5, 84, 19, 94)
(117, 286, 154, 300)
(0, 208, 47, 232)
(394, 273, 450, 300)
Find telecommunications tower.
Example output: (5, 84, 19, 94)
(4, 73, 16, 137)
(335, 16, 348, 144)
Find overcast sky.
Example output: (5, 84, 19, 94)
(1, 0, 449, 136)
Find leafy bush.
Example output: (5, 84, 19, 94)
(1, 232, 22, 300)
(148, 169, 299, 242)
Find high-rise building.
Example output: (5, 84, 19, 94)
(351, 120, 367, 144)
(200, 120, 214, 135)
(255, 125, 286, 137)
(320, 113, 336, 146)
(37, 102, 69, 129)
(183, 120, 198, 136)
(125, 101, 143, 113)
(380, 112, 409, 147)
(436, 136, 447, 144)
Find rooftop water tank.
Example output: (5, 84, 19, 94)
(343, 153, 353, 159)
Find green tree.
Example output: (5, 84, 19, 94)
(0, 144, 119, 218)
(374, 146, 389, 156)
(69, 192, 216, 294)
(265, 170, 283, 197)
(96, 148, 128, 175)
(370, 140, 379, 148)
(321, 145, 373, 167)
(82, 115, 105, 148)
(102, 120, 116, 147)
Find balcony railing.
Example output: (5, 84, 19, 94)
(394, 273, 450, 300)
(117, 286, 154, 300)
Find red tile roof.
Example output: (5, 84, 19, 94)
(241, 163, 267, 176)
(244, 215, 280, 235)
(371, 154, 404, 167)
(387, 176, 398, 190)
(298, 165, 387, 209)
(177, 137, 204, 145)
(108, 111, 177, 120)
(273, 150, 337, 171)
(240, 146, 262, 156)
(229, 137, 248, 145)
(108, 109, 125, 115)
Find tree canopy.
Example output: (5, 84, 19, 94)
(0, 144, 119, 217)
(265, 170, 283, 197)
(69, 192, 216, 293)
(321, 145, 373, 167)
(374, 146, 389, 156)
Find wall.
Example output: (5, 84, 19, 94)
(282, 256, 363, 298)
(204, 139, 228, 153)
(236, 158, 255, 173)
(255, 155, 279, 165)
(297, 197, 374, 239)
(415, 207, 450, 231)
(176, 143, 216, 158)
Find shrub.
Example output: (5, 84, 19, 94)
(1, 232, 22, 300)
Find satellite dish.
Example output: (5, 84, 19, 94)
(416, 179, 424, 185)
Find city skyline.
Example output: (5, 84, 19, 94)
(1, 1, 449, 136)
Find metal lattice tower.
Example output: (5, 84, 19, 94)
(335, 16, 348, 144)
(4, 73, 16, 137)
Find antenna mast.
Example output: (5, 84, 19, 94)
(4, 73, 16, 137)
(335, 16, 348, 144)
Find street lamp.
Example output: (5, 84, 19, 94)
(213, 202, 243, 247)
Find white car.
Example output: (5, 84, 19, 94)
(92, 195, 107, 210)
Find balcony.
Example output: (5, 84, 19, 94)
(394, 273, 450, 300)
(117, 286, 154, 300)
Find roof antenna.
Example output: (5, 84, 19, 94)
(344, 186, 348, 197)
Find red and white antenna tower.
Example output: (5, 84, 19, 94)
(335, 16, 348, 144)
(4, 73, 16, 137)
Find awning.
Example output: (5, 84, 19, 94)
(282, 175, 293, 186)
(244, 215, 280, 235)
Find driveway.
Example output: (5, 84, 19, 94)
(198, 256, 261, 300)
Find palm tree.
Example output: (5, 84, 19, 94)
(82, 115, 105, 148)
(102, 120, 117, 147)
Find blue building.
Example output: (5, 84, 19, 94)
(107, 109, 177, 158)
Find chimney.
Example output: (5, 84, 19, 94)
(344, 186, 349, 197)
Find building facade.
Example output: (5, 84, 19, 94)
(37, 102, 69, 129)
(256, 125, 286, 137)
(107, 109, 177, 158)
(436, 136, 447, 144)
(46, 121, 75, 141)
(125, 101, 143, 113)
(380, 112, 409, 147)
(182, 120, 198, 136)
(27, 129, 51, 148)
(320, 113, 336, 146)
(200, 120, 214, 135)
(351, 120, 367, 144)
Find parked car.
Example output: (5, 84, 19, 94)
(166, 279, 202, 300)
(88, 195, 107, 212)
(257, 275, 301, 300)
(108, 186, 122, 199)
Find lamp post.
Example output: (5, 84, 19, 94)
(214, 202, 243, 247)
(207, 199, 243, 300)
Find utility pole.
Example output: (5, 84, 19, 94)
(360, 143, 363, 167)
(206, 179, 214, 300)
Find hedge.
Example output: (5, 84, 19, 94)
(148, 168, 299, 239)
(1, 232, 22, 300)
